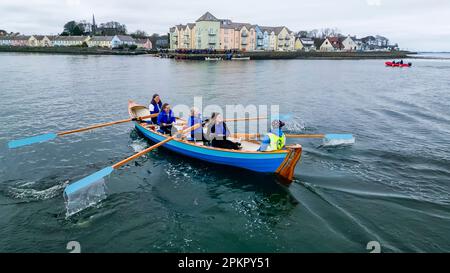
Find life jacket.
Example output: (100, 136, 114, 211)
(267, 132, 286, 150)
(157, 110, 175, 125)
(211, 122, 227, 139)
(150, 101, 162, 115)
(189, 115, 203, 140)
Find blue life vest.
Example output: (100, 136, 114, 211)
(150, 101, 162, 115)
(188, 114, 203, 140)
(157, 110, 175, 125)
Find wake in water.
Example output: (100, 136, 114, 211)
(7, 180, 68, 202)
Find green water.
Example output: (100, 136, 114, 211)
(0, 53, 449, 252)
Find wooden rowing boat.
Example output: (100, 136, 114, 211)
(128, 100, 302, 183)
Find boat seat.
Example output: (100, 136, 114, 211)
(239, 140, 261, 152)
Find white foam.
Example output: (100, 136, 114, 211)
(322, 137, 356, 147)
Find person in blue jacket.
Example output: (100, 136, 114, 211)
(149, 94, 162, 124)
(186, 107, 207, 142)
(258, 120, 286, 151)
(157, 103, 177, 135)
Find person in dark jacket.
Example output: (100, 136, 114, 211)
(157, 103, 177, 135)
(149, 94, 162, 124)
(205, 113, 241, 150)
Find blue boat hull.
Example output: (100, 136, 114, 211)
(134, 123, 288, 173)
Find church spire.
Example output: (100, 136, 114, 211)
(92, 14, 97, 35)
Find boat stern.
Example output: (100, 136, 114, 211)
(275, 144, 302, 184)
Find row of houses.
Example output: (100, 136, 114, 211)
(0, 35, 153, 49)
(169, 12, 398, 52)
(170, 12, 296, 51)
(316, 35, 397, 52)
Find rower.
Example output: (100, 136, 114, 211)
(205, 113, 241, 150)
(258, 120, 286, 152)
(149, 93, 162, 124)
(186, 107, 207, 142)
(157, 103, 177, 135)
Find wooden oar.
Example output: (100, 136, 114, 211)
(63, 123, 201, 210)
(8, 114, 158, 149)
(232, 133, 355, 143)
(224, 116, 267, 122)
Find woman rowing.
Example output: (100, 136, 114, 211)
(157, 103, 177, 135)
(186, 107, 207, 142)
(205, 113, 241, 150)
(149, 93, 162, 124)
(258, 120, 286, 151)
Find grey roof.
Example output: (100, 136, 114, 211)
(53, 36, 88, 41)
(116, 35, 135, 42)
(220, 22, 252, 30)
(187, 23, 195, 29)
(89, 36, 114, 42)
(260, 26, 286, 35)
(135, 38, 150, 44)
(0, 36, 13, 40)
(169, 27, 175, 32)
(11, 35, 31, 40)
(196, 12, 219, 22)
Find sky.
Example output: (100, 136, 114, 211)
(1, 0, 449, 51)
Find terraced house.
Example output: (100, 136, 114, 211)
(169, 12, 295, 51)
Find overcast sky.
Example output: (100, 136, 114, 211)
(1, 0, 449, 51)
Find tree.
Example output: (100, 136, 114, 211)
(62, 20, 86, 35)
(131, 30, 147, 39)
(63, 21, 78, 35)
(98, 21, 127, 35)
(297, 31, 308, 38)
(148, 33, 160, 49)
(307, 29, 319, 38)
(72, 24, 84, 35)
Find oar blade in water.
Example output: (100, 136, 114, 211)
(8, 133, 57, 149)
(64, 166, 114, 216)
(323, 134, 355, 146)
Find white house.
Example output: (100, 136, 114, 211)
(341, 36, 358, 51)
(0, 36, 13, 46)
(52, 36, 90, 47)
(111, 35, 136, 48)
(87, 36, 114, 48)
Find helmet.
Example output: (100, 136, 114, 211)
(272, 120, 285, 128)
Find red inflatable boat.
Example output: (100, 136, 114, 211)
(385, 62, 412, 67)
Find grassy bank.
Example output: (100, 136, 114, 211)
(162, 50, 415, 60)
(0, 46, 156, 55)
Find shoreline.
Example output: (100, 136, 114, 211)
(162, 50, 415, 60)
(0, 46, 417, 60)
(0, 46, 155, 56)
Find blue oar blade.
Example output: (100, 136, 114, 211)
(323, 134, 355, 146)
(64, 166, 114, 217)
(271, 114, 292, 121)
(8, 133, 57, 149)
(64, 166, 114, 196)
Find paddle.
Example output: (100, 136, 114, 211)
(63, 123, 201, 216)
(232, 133, 355, 145)
(8, 114, 158, 149)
